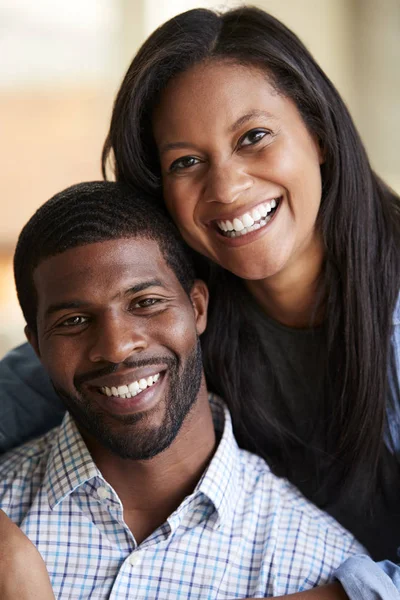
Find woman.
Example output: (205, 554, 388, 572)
(102, 0, 400, 555)
(1, 6, 399, 598)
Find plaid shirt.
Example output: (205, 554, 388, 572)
(0, 395, 362, 599)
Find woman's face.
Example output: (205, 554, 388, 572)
(153, 61, 324, 281)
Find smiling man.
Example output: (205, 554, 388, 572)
(0, 182, 362, 599)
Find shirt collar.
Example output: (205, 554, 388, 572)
(194, 394, 241, 529)
(45, 414, 102, 509)
(44, 394, 240, 526)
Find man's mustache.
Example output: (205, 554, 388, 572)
(74, 356, 177, 389)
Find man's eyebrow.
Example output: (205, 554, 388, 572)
(45, 301, 85, 318)
(229, 110, 275, 133)
(44, 280, 164, 318)
(123, 279, 164, 296)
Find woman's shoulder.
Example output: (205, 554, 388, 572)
(385, 296, 400, 456)
(1, 342, 40, 373)
(392, 292, 400, 326)
(0, 343, 64, 454)
(0, 342, 53, 392)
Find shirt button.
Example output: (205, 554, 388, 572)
(97, 486, 109, 500)
(129, 552, 142, 567)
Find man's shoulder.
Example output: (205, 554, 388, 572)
(0, 429, 58, 501)
(236, 447, 360, 549)
(213, 398, 359, 551)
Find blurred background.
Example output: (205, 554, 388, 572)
(1, 0, 399, 356)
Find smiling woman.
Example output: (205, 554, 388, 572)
(153, 61, 324, 282)
(100, 4, 400, 597)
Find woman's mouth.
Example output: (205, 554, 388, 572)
(215, 197, 281, 238)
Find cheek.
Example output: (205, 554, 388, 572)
(274, 147, 322, 218)
(295, 164, 322, 225)
(158, 309, 198, 355)
(164, 180, 199, 228)
(165, 197, 209, 255)
(40, 339, 80, 389)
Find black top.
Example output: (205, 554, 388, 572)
(246, 297, 400, 561)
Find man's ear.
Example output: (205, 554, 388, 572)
(189, 279, 209, 336)
(25, 325, 40, 358)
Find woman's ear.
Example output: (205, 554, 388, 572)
(189, 279, 209, 336)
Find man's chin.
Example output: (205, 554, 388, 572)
(52, 340, 202, 460)
(52, 388, 179, 460)
(81, 420, 180, 461)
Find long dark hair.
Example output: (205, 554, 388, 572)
(102, 7, 400, 506)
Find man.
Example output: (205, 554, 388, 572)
(0, 182, 361, 599)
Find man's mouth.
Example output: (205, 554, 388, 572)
(215, 197, 281, 238)
(99, 372, 161, 399)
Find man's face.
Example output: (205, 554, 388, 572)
(28, 237, 208, 460)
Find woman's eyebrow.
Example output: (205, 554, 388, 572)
(229, 110, 275, 133)
(158, 111, 275, 155)
(158, 141, 202, 155)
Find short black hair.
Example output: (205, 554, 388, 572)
(14, 181, 196, 331)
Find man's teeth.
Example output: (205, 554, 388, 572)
(217, 198, 278, 237)
(100, 373, 160, 399)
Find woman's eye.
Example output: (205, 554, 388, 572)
(59, 316, 88, 328)
(240, 129, 269, 147)
(169, 156, 199, 172)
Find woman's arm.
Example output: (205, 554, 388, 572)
(0, 343, 64, 453)
(0, 510, 55, 600)
(279, 583, 348, 599)
(335, 555, 400, 599)
(240, 583, 348, 599)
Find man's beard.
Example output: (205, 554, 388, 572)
(54, 339, 203, 460)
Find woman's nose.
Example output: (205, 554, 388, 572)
(204, 161, 253, 204)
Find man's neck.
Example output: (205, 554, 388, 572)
(81, 384, 216, 544)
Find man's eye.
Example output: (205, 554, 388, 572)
(133, 298, 162, 309)
(239, 129, 269, 147)
(59, 316, 88, 328)
(169, 156, 199, 172)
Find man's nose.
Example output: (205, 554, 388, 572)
(88, 315, 147, 364)
(204, 160, 253, 204)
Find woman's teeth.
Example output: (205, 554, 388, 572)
(217, 198, 278, 238)
(100, 373, 160, 399)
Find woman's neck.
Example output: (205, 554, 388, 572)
(245, 243, 325, 328)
